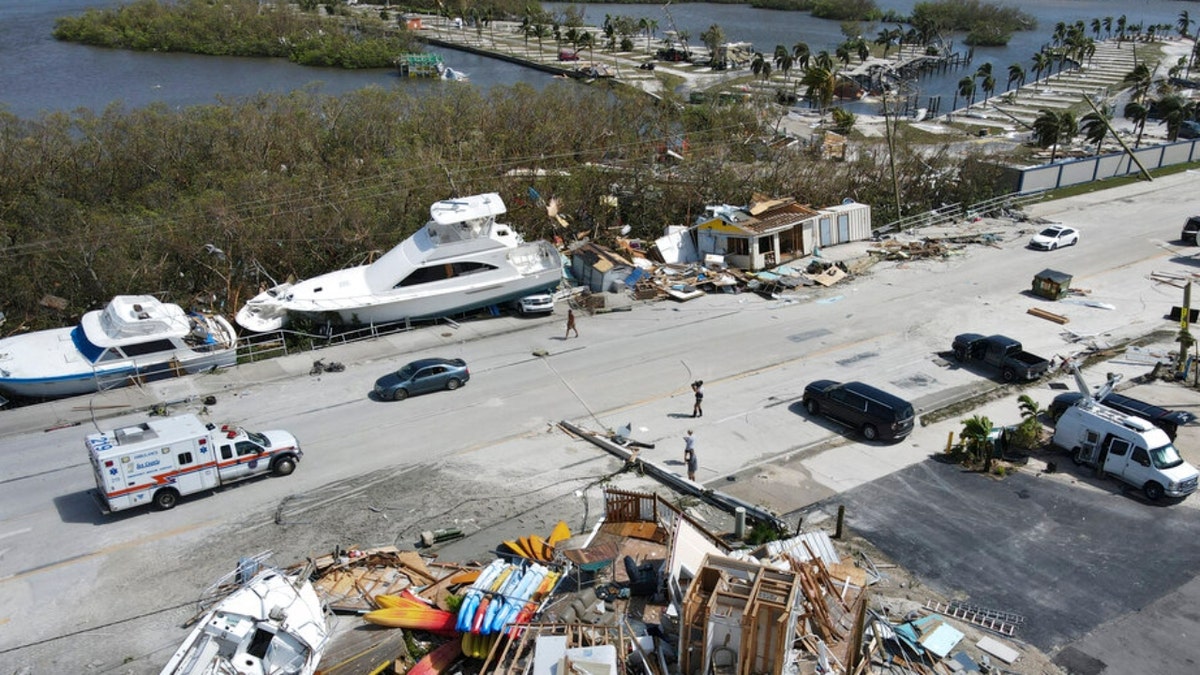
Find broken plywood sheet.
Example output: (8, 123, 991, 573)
(977, 635, 1020, 664)
(311, 548, 440, 613)
(807, 265, 847, 287)
(919, 621, 964, 658)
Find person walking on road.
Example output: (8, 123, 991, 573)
(692, 380, 704, 418)
(684, 430, 698, 481)
(565, 308, 579, 339)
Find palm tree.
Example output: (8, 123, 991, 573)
(1156, 93, 1196, 140)
(1091, 18, 1102, 40)
(856, 38, 869, 64)
(1103, 16, 1113, 39)
(1117, 15, 1128, 42)
(774, 44, 794, 83)
(1007, 62, 1026, 92)
(980, 74, 996, 104)
(1033, 109, 1078, 161)
(1123, 63, 1153, 103)
(792, 42, 810, 71)
(875, 29, 894, 58)
(957, 76, 976, 109)
(750, 51, 772, 83)
(1179, 10, 1194, 40)
(814, 50, 834, 71)
(800, 64, 836, 118)
(579, 31, 595, 63)
(1053, 21, 1067, 47)
(1080, 110, 1109, 154)
(835, 43, 851, 67)
(959, 415, 994, 470)
(1032, 51, 1050, 86)
(700, 24, 725, 68)
(1124, 101, 1149, 148)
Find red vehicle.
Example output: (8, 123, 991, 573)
(558, 50, 580, 61)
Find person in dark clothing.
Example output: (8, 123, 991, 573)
(565, 309, 579, 338)
(692, 380, 704, 417)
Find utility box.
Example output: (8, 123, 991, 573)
(1033, 268, 1072, 300)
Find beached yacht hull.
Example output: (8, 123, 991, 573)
(0, 297, 238, 400)
(236, 193, 562, 332)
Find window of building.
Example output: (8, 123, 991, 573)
(726, 237, 749, 256)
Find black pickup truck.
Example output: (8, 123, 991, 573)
(952, 333, 1050, 382)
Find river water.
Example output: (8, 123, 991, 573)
(1, 1, 1194, 119)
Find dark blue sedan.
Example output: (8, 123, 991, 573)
(374, 358, 470, 401)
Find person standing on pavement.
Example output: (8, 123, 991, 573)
(684, 430, 698, 481)
(565, 308, 579, 339)
(692, 380, 704, 417)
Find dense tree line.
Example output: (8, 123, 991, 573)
(53, 0, 418, 68)
(0, 79, 1009, 332)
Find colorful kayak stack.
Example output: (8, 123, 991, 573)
(357, 521, 573, 667)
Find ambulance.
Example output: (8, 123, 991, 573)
(88, 413, 303, 512)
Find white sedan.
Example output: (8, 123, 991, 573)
(1028, 225, 1080, 250)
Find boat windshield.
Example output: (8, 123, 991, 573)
(71, 326, 105, 364)
(1150, 444, 1186, 470)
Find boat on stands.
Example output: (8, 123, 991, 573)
(160, 567, 330, 675)
(0, 295, 237, 400)
(236, 193, 562, 332)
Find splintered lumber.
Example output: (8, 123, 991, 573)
(1027, 307, 1069, 324)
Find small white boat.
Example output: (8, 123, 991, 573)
(237, 193, 562, 332)
(161, 567, 330, 675)
(440, 64, 470, 82)
(0, 295, 238, 400)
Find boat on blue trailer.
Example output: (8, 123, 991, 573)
(0, 295, 238, 400)
(236, 193, 562, 332)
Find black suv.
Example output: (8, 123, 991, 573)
(1182, 215, 1200, 245)
(802, 380, 915, 442)
(1048, 391, 1196, 440)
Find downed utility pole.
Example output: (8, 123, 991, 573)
(1084, 95, 1152, 183)
(558, 420, 789, 534)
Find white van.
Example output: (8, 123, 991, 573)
(1052, 403, 1199, 501)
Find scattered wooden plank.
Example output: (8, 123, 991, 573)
(1027, 307, 1069, 324)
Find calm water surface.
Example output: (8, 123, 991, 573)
(1, 1, 1195, 119)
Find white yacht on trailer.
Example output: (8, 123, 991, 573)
(0, 295, 237, 400)
(236, 193, 561, 332)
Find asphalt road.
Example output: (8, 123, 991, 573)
(2, 170, 1200, 673)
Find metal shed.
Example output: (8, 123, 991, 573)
(569, 243, 635, 293)
(815, 200, 872, 247)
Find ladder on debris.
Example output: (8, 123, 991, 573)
(924, 600, 1021, 636)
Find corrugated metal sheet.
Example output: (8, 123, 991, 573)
(764, 531, 840, 565)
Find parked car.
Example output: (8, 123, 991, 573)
(1181, 215, 1200, 245)
(802, 380, 915, 442)
(1028, 225, 1079, 250)
(1048, 391, 1196, 440)
(1179, 120, 1200, 140)
(513, 293, 554, 315)
(374, 358, 469, 401)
